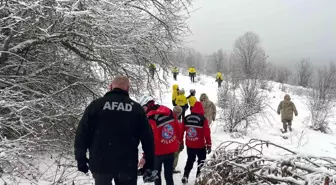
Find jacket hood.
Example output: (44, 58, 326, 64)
(173, 84, 178, 91)
(284, 94, 291, 101)
(147, 105, 171, 117)
(199, 93, 208, 102)
(191, 101, 204, 115)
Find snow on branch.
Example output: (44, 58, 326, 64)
(196, 139, 336, 185)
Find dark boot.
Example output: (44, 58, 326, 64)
(181, 177, 188, 184)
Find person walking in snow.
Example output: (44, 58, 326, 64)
(215, 72, 223, 88)
(172, 106, 184, 174)
(199, 93, 217, 126)
(277, 94, 298, 132)
(138, 95, 182, 185)
(175, 88, 189, 122)
(172, 84, 179, 106)
(181, 101, 211, 184)
(172, 66, 179, 80)
(188, 66, 196, 83)
(187, 89, 197, 111)
(74, 76, 155, 185)
(149, 63, 156, 79)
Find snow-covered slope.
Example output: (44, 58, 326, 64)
(138, 70, 336, 185)
(3, 70, 336, 185)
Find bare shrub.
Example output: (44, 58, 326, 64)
(307, 62, 336, 133)
(217, 79, 268, 134)
(276, 66, 292, 84)
(196, 139, 336, 185)
(297, 58, 313, 87)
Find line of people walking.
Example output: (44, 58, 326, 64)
(74, 76, 217, 185)
(171, 66, 224, 89)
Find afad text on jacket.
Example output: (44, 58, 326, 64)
(182, 101, 211, 149)
(147, 105, 181, 156)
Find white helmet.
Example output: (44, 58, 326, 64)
(179, 88, 185, 94)
(138, 94, 154, 106)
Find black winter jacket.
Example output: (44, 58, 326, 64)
(74, 88, 154, 173)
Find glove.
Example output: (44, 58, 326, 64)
(143, 169, 158, 183)
(206, 145, 211, 154)
(77, 158, 89, 174)
(277, 112, 280, 115)
(179, 143, 184, 152)
(295, 113, 298, 116)
(212, 117, 215, 121)
(137, 168, 145, 176)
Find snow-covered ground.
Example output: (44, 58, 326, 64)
(2, 70, 336, 185)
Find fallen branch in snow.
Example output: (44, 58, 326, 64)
(196, 139, 336, 185)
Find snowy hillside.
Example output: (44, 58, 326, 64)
(2, 70, 336, 185)
(146, 70, 336, 185)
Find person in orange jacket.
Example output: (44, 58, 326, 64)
(180, 101, 211, 184)
(139, 95, 182, 185)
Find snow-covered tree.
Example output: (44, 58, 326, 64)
(307, 62, 336, 133)
(297, 58, 313, 87)
(232, 32, 267, 79)
(0, 0, 192, 181)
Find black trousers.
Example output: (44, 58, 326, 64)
(217, 80, 222, 87)
(189, 73, 195, 83)
(155, 153, 175, 185)
(177, 106, 187, 122)
(150, 69, 155, 79)
(92, 172, 137, 185)
(183, 147, 206, 178)
(173, 73, 177, 80)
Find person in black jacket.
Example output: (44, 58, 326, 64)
(74, 76, 156, 185)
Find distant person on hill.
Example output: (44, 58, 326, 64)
(149, 63, 156, 79)
(172, 84, 179, 106)
(188, 66, 196, 83)
(172, 66, 179, 80)
(215, 72, 223, 88)
(277, 94, 298, 133)
(199, 93, 216, 126)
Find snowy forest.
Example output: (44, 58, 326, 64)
(1, 0, 336, 185)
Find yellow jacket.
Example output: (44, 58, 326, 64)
(172, 67, 179, 73)
(216, 72, 223, 80)
(149, 63, 156, 69)
(188, 67, 196, 74)
(175, 94, 188, 106)
(172, 84, 178, 101)
(187, 95, 197, 107)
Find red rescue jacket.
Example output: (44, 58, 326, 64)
(182, 101, 211, 149)
(147, 105, 181, 156)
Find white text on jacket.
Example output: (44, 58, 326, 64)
(103, 101, 133, 111)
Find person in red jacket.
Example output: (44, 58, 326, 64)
(180, 101, 211, 184)
(139, 95, 182, 185)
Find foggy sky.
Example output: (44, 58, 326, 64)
(185, 0, 336, 65)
